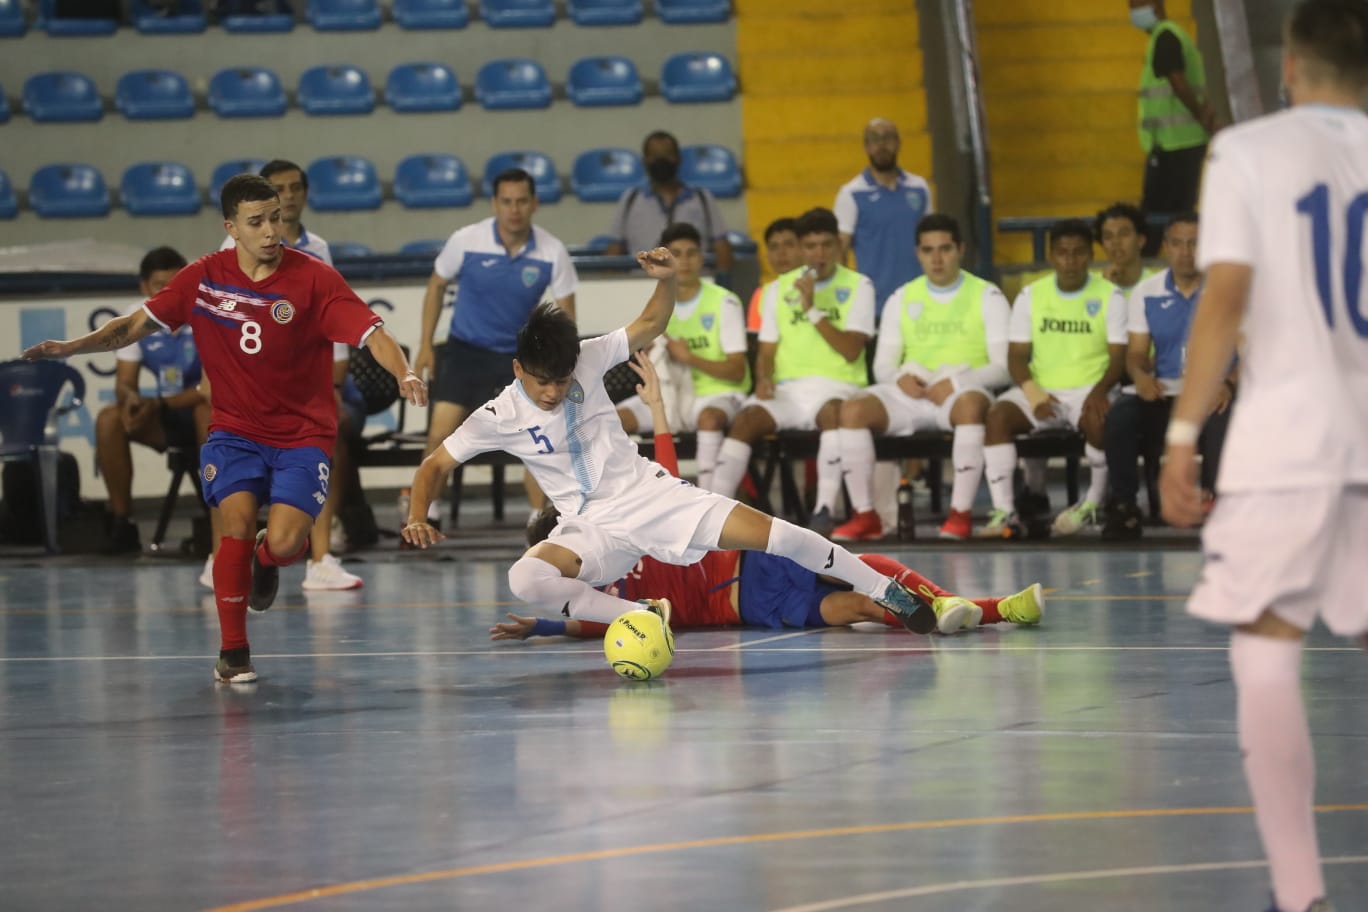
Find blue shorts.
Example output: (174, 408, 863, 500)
(199, 430, 331, 519)
(737, 551, 843, 629)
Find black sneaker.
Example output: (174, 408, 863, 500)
(214, 646, 257, 683)
(102, 516, 142, 555)
(808, 507, 835, 537)
(248, 529, 279, 614)
(1101, 501, 1143, 542)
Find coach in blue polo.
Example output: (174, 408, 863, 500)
(834, 118, 933, 321)
(413, 167, 578, 526)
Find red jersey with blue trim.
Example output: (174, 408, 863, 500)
(617, 549, 740, 628)
(143, 248, 381, 451)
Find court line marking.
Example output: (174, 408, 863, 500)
(767, 855, 1368, 911)
(200, 805, 1368, 912)
(712, 629, 824, 651)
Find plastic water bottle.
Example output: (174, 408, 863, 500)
(397, 487, 411, 530)
(896, 478, 914, 541)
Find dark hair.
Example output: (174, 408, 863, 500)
(915, 213, 962, 245)
(1288, 0, 1368, 84)
(139, 246, 187, 280)
(642, 130, 680, 157)
(1049, 218, 1095, 249)
(491, 167, 537, 198)
(1166, 211, 1200, 233)
(660, 222, 701, 247)
(527, 505, 560, 547)
(763, 217, 798, 243)
(1093, 202, 1147, 241)
(795, 207, 839, 239)
(516, 302, 580, 380)
(220, 174, 279, 219)
(259, 159, 308, 191)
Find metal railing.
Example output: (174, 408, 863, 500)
(947, 0, 993, 275)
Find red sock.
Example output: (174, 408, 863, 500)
(214, 536, 254, 651)
(859, 554, 1006, 625)
(255, 534, 309, 568)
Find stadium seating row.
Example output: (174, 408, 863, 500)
(0, 0, 728, 36)
(0, 55, 734, 123)
(0, 146, 743, 218)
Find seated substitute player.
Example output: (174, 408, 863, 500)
(829, 214, 1011, 542)
(498, 351, 1043, 640)
(705, 207, 876, 536)
(23, 175, 427, 685)
(401, 249, 946, 636)
(1095, 202, 1159, 299)
(746, 217, 801, 332)
(96, 246, 204, 554)
(976, 218, 1127, 538)
(616, 222, 749, 491)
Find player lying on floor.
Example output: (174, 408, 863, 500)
(491, 353, 1044, 641)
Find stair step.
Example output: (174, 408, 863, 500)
(736, 13, 919, 55)
(736, 0, 912, 15)
(740, 51, 923, 96)
(743, 92, 927, 141)
(994, 162, 1140, 206)
(984, 92, 1134, 131)
(974, 0, 1192, 26)
(744, 132, 932, 190)
(977, 22, 1148, 61)
(981, 57, 1139, 94)
(988, 127, 1138, 166)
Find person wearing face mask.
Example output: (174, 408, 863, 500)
(604, 130, 735, 287)
(1131, 0, 1218, 255)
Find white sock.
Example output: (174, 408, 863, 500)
(708, 437, 752, 497)
(1023, 457, 1047, 493)
(507, 556, 636, 624)
(765, 517, 887, 599)
(1084, 444, 1108, 506)
(694, 429, 723, 490)
(1230, 632, 1325, 912)
(814, 429, 843, 513)
(984, 443, 1017, 513)
(838, 428, 876, 513)
(949, 424, 985, 513)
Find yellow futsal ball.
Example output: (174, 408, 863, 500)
(604, 609, 675, 680)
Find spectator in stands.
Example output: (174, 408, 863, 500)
(616, 223, 749, 490)
(1095, 202, 1157, 296)
(604, 130, 734, 287)
(747, 217, 801, 332)
(412, 168, 578, 529)
(1130, 0, 1217, 254)
(977, 219, 1127, 538)
(834, 118, 933, 320)
(829, 214, 1011, 542)
(97, 247, 202, 554)
(1102, 212, 1231, 540)
(705, 207, 875, 536)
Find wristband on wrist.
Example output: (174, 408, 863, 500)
(530, 617, 567, 637)
(1165, 418, 1200, 446)
(806, 307, 824, 325)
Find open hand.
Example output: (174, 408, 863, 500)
(489, 613, 538, 641)
(401, 521, 444, 549)
(627, 349, 663, 407)
(637, 247, 676, 279)
(22, 340, 72, 361)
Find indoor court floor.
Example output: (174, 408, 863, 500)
(1, 538, 1365, 911)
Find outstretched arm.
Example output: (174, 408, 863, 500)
(402, 444, 459, 548)
(627, 351, 678, 476)
(363, 325, 428, 406)
(23, 309, 159, 360)
(624, 248, 678, 352)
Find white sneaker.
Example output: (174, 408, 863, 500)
(302, 553, 363, 591)
(198, 554, 214, 590)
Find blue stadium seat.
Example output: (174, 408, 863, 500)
(330, 241, 374, 258)
(28, 164, 110, 218)
(655, 0, 729, 23)
(400, 239, 446, 257)
(680, 144, 741, 197)
(392, 0, 467, 29)
(221, 1, 294, 33)
(209, 159, 267, 204)
(582, 233, 616, 253)
(479, 0, 553, 27)
(385, 62, 461, 113)
(0, 170, 17, 218)
(115, 69, 194, 120)
(37, 0, 116, 35)
(0, 0, 28, 36)
(208, 67, 287, 118)
(131, 0, 206, 33)
(475, 58, 552, 110)
(566, 0, 640, 25)
(394, 154, 474, 208)
(121, 162, 201, 216)
(307, 156, 382, 211)
(566, 56, 642, 107)
(660, 52, 736, 103)
(0, 85, 9, 124)
(483, 151, 560, 203)
(23, 72, 103, 123)
(571, 148, 643, 203)
(298, 65, 375, 116)
(307, 0, 380, 31)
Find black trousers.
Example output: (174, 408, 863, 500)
(1104, 394, 1231, 509)
(1141, 143, 1207, 255)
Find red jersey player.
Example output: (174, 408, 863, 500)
(24, 174, 427, 684)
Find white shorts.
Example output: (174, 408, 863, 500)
(745, 377, 862, 431)
(1188, 485, 1368, 636)
(618, 391, 745, 432)
(548, 468, 736, 586)
(997, 384, 1102, 432)
(865, 383, 991, 435)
